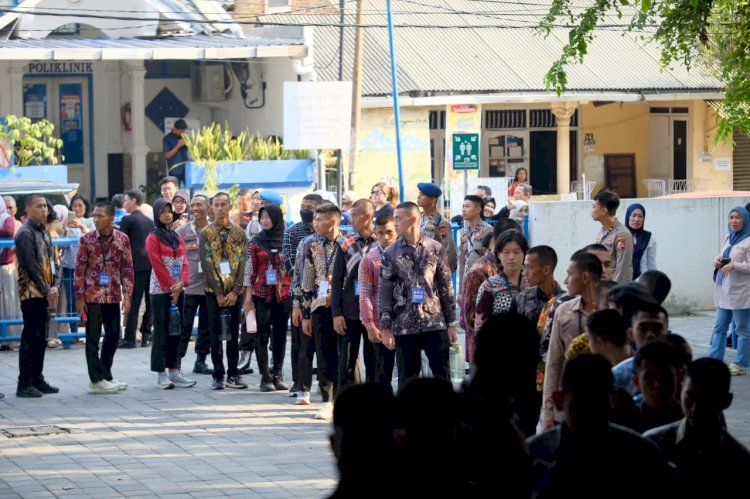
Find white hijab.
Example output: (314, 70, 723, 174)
(0, 196, 10, 227)
(509, 200, 527, 221)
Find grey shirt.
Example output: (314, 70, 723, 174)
(175, 221, 207, 296)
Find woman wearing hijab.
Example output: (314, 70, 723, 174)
(708, 206, 750, 375)
(146, 198, 194, 389)
(242, 204, 292, 392)
(625, 203, 657, 279)
(171, 189, 190, 229)
(0, 196, 22, 339)
(53, 204, 81, 335)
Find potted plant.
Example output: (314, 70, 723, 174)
(0, 115, 67, 182)
(183, 122, 314, 193)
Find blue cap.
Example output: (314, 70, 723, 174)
(417, 182, 442, 198)
(260, 190, 284, 206)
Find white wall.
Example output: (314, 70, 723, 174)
(528, 196, 750, 313)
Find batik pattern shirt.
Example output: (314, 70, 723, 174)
(301, 233, 343, 318)
(292, 234, 316, 309)
(331, 233, 377, 320)
(74, 229, 135, 304)
(459, 253, 499, 337)
(244, 242, 291, 302)
(282, 221, 314, 274)
(15, 219, 60, 301)
(474, 272, 525, 333)
(378, 236, 455, 335)
(145, 233, 189, 296)
(358, 245, 383, 331)
(515, 283, 564, 328)
(200, 222, 247, 296)
(458, 221, 494, 293)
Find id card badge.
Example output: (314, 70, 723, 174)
(172, 263, 181, 279)
(99, 272, 111, 287)
(197, 261, 203, 274)
(318, 280, 329, 298)
(412, 286, 425, 304)
(50, 259, 56, 276)
(266, 269, 278, 285)
(219, 260, 231, 276)
(354, 280, 360, 296)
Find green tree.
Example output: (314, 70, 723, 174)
(0, 115, 63, 167)
(539, 0, 746, 141)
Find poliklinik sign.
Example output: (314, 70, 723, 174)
(27, 62, 94, 74)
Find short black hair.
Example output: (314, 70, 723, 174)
(237, 188, 252, 198)
(638, 270, 672, 305)
(302, 193, 324, 205)
(634, 340, 679, 372)
(560, 353, 613, 394)
(192, 194, 210, 205)
(481, 232, 494, 251)
(570, 252, 603, 280)
(587, 309, 627, 347)
(159, 176, 179, 188)
(375, 213, 395, 227)
(395, 201, 419, 214)
(125, 189, 144, 206)
(315, 203, 342, 219)
(687, 357, 730, 397)
(595, 280, 618, 302)
(111, 194, 125, 209)
(631, 300, 669, 325)
(212, 192, 231, 203)
(610, 283, 659, 327)
(25, 193, 46, 207)
(464, 194, 485, 212)
(493, 229, 528, 255)
(527, 245, 557, 269)
(477, 185, 492, 196)
(493, 218, 522, 239)
(662, 334, 692, 366)
(594, 190, 620, 215)
(582, 243, 608, 254)
(95, 201, 115, 217)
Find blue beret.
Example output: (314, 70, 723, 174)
(260, 190, 284, 206)
(417, 182, 442, 198)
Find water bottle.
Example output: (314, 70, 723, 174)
(220, 309, 231, 342)
(169, 304, 181, 337)
(449, 342, 465, 385)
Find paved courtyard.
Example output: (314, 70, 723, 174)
(0, 311, 748, 498)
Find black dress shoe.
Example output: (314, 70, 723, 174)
(117, 340, 136, 349)
(141, 338, 151, 348)
(32, 380, 59, 394)
(16, 385, 42, 398)
(192, 361, 214, 375)
(273, 374, 289, 391)
(0, 392, 4, 400)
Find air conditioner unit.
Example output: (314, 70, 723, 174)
(191, 65, 229, 102)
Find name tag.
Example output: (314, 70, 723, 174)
(185, 241, 198, 250)
(99, 272, 110, 287)
(198, 261, 203, 274)
(266, 269, 278, 285)
(219, 260, 231, 276)
(412, 286, 425, 303)
(354, 280, 360, 296)
(172, 263, 181, 279)
(50, 260, 56, 276)
(318, 280, 329, 298)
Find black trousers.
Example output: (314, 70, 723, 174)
(206, 293, 240, 379)
(85, 303, 121, 383)
(124, 270, 152, 342)
(253, 296, 289, 381)
(395, 329, 449, 391)
(178, 293, 210, 368)
(375, 343, 396, 390)
(299, 308, 337, 402)
(150, 293, 184, 372)
(337, 318, 376, 392)
(18, 298, 49, 386)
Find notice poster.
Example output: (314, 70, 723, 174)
(444, 104, 482, 210)
(59, 83, 84, 164)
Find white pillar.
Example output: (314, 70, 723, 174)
(551, 103, 577, 195)
(9, 64, 24, 117)
(128, 62, 148, 190)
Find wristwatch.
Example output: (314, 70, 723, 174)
(448, 321, 459, 328)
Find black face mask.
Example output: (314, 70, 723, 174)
(300, 209, 314, 224)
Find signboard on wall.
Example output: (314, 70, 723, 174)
(452, 133, 479, 170)
(283, 81, 353, 150)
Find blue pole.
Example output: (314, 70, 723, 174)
(386, 0, 405, 203)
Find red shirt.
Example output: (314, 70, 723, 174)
(74, 229, 135, 304)
(247, 242, 291, 302)
(145, 233, 189, 295)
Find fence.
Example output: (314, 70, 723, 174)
(0, 237, 83, 349)
(644, 179, 702, 198)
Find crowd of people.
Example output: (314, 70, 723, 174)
(0, 174, 748, 496)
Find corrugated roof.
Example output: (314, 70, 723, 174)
(261, 0, 722, 96)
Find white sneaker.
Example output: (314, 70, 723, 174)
(109, 379, 128, 391)
(729, 363, 747, 376)
(168, 370, 196, 388)
(156, 372, 175, 389)
(314, 402, 333, 421)
(88, 380, 120, 394)
(296, 391, 311, 405)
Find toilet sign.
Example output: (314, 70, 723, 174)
(452, 133, 479, 170)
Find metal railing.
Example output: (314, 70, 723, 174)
(570, 181, 597, 200)
(643, 179, 702, 198)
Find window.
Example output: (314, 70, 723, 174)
(268, 0, 291, 7)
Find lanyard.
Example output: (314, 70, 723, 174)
(218, 226, 230, 260)
(99, 233, 114, 268)
(323, 240, 337, 278)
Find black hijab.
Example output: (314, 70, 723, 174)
(252, 204, 285, 251)
(151, 198, 180, 250)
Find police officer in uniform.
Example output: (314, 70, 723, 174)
(416, 182, 457, 273)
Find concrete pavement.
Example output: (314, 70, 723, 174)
(0, 311, 748, 498)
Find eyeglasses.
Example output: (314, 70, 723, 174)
(371, 190, 385, 196)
